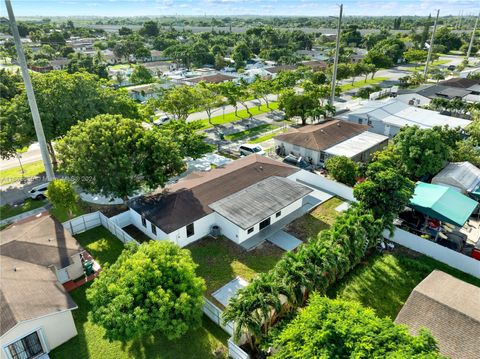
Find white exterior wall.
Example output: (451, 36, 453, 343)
(1, 310, 77, 359)
(274, 139, 321, 165)
(169, 213, 217, 247)
(54, 253, 84, 283)
(128, 208, 168, 241)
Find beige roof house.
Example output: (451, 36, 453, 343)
(395, 270, 480, 359)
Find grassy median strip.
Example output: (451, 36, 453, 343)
(0, 199, 48, 221)
(196, 102, 279, 130)
(225, 123, 279, 141)
(340, 77, 389, 92)
(0, 160, 45, 186)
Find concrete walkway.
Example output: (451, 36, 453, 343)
(0, 205, 50, 226)
(268, 230, 302, 251)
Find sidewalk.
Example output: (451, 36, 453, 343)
(0, 205, 50, 227)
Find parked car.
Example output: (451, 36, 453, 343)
(282, 154, 313, 171)
(239, 144, 265, 156)
(153, 115, 171, 126)
(447, 65, 456, 71)
(29, 183, 48, 200)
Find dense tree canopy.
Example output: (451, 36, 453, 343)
(273, 294, 443, 359)
(325, 156, 358, 186)
(87, 241, 206, 342)
(56, 115, 185, 199)
(46, 179, 77, 219)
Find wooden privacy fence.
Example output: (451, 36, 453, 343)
(63, 211, 139, 245)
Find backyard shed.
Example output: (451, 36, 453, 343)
(409, 182, 478, 227)
(431, 162, 480, 195)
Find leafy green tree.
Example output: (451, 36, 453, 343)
(214, 53, 227, 70)
(218, 81, 241, 116)
(118, 26, 133, 36)
(129, 64, 154, 84)
(0, 68, 22, 100)
(364, 50, 392, 78)
(56, 115, 184, 199)
(232, 41, 251, 69)
(449, 138, 480, 167)
(3, 71, 139, 166)
(196, 82, 223, 126)
(46, 179, 77, 219)
(403, 48, 428, 64)
(335, 63, 351, 83)
(160, 120, 214, 159)
(87, 241, 206, 342)
(159, 85, 200, 121)
(139, 20, 159, 37)
(325, 156, 359, 186)
(251, 78, 273, 109)
(354, 161, 414, 222)
(273, 295, 443, 359)
(393, 126, 450, 179)
(279, 89, 317, 125)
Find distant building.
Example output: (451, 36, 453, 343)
(180, 73, 236, 86)
(342, 100, 471, 137)
(274, 119, 388, 166)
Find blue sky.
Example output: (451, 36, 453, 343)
(1, 0, 478, 17)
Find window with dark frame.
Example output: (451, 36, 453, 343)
(151, 223, 157, 235)
(276, 211, 281, 218)
(247, 227, 254, 234)
(141, 216, 147, 227)
(259, 217, 271, 230)
(186, 223, 195, 237)
(8, 331, 43, 359)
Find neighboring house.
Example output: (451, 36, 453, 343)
(142, 61, 175, 76)
(0, 215, 82, 358)
(0, 215, 85, 284)
(301, 60, 327, 72)
(342, 100, 471, 137)
(432, 162, 480, 197)
(49, 58, 70, 70)
(127, 155, 314, 249)
(274, 119, 388, 166)
(149, 50, 163, 62)
(439, 77, 480, 90)
(180, 73, 236, 86)
(127, 83, 160, 102)
(265, 65, 296, 78)
(395, 270, 480, 359)
(397, 84, 472, 106)
(101, 49, 119, 65)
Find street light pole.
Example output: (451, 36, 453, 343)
(5, 0, 55, 181)
(423, 9, 440, 80)
(330, 4, 343, 105)
(466, 13, 479, 61)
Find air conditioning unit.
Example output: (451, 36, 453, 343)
(210, 225, 221, 238)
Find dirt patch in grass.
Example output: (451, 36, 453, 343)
(284, 197, 344, 241)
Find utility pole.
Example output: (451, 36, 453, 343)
(423, 9, 440, 80)
(466, 13, 479, 61)
(5, 0, 54, 181)
(330, 4, 343, 105)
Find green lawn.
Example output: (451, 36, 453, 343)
(49, 201, 87, 223)
(51, 227, 229, 359)
(225, 124, 279, 141)
(327, 251, 480, 319)
(404, 59, 452, 72)
(340, 77, 389, 92)
(0, 161, 45, 185)
(284, 197, 344, 241)
(50, 283, 229, 359)
(196, 102, 279, 130)
(187, 236, 284, 306)
(0, 198, 47, 220)
(249, 128, 289, 144)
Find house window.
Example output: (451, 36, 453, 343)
(276, 211, 281, 218)
(247, 227, 254, 234)
(320, 152, 326, 163)
(186, 223, 195, 237)
(259, 218, 271, 231)
(141, 216, 147, 228)
(8, 331, 44, 359)
(151, 223, 157, 235)
(358, 118, 363, 124)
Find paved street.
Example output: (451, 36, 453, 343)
(0, 143, 42, 170)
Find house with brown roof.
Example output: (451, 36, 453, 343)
(127, 155, 315, 248)
(180, 73, 236, 86)
(274, 119, 388, 166)
(395, 270, 480, 359)
(0, 215, 82, 359)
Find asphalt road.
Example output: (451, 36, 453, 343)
(0, 143, 42, 170)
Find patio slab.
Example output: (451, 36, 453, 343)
(268, 230, 302, 251)
(335, 201, 350, 212)
(212, 277, 249, 307)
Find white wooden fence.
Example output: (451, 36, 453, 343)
(228, 338, 250, 359)
(203, 298, 234, 336)
(385, 228, 480, 278)
(63, 211, 139, 245)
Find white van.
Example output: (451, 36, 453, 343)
(239, 144, 265, 156)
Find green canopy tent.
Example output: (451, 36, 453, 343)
(409, 182, 479, 227)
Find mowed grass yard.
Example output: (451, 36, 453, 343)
(51, 228, 229, 359)
(327, 250, 480, 319)
(187, 236, 284, 307)
(0, 198, 47, 220)
(0, 160, 45, 185)
(284, 197, 344, 241)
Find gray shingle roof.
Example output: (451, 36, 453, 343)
(395, 270, 480, 359)
(209, 176, 312, 229)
